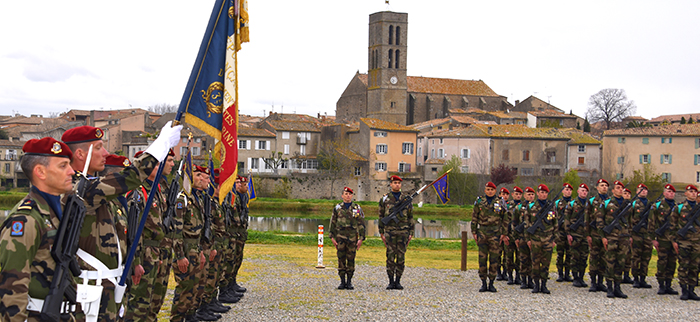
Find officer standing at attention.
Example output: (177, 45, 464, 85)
(0, 137, 79, 322)
(652, 184, 679, 295)
(378, 175, 415, 290)
(471, 182, 508, 292)
(586, 179, 610, 293)
(599, 181, 630, 298)
(496, 187, 510, 281)
(524, 184, 555, 294)
(555, 183, 574, 283)
(564, 183, 590, 288)
(621, 187, 635, 284)
(329, 187, 366, 290)
(668, 184, 700, 300)
(629, 183, 653, 289)
(505, 187, 523, 285)
(517, 187, 536, 290)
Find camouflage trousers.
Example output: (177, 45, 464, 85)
(336, 234, 359, 274)
(476, 232, 500, 280)
(567, 234, 589, 274)
(203, 245, 224, 303)
(384, 230, 410, 278)
(555, 231, 569, 270)
(631, 234, 653, 277)
(603, 236, 630, 282)
(677, 238, 700, 286)
(530, 239, 553, 280)
(499, 243, 506, 272)
(231, 230, 248, 282)
(218, 236, 234, 288)
(171, 249, 205, 322)
(125, 245, 171, 322)
(505, 238, 519, 271)
(518, 238, 532, 277)
(589, 234, 606, 276)
(656, 239, 677, 282)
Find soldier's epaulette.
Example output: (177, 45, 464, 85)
(17, 199, 36, 211)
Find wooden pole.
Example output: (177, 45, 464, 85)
(461, 231, 468, 271)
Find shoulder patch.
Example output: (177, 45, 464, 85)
(10, 220, 25, 236)
(569, 200, 576, 207)
(177, 202, 183, 209)
(17, 199, 35, 211)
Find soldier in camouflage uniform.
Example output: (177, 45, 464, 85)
(224, 175, 250, 297)
(651, 183, 679, 295)
(524, 184, 556, 294)
(0, 137, 82, 322)
(564, 183, 590, 288)
(517, 187, 536, 289)
(123, 151, 175, 322)
(620, 187, 634, 284)
(378, 175, 415, 290)
(629, 183, 654, 289)
(329, 187, 366, 290)
(554, 183, 573, 283)
(586, 178, 609, 293)
(504, 187, 522, 285)
(668, 184, 700, 300)
(598, 180, 631, 298)
(217, 189, 242, 304)
(61, 123, 181, 322)
(496, 188, 510, 281)
(471, 181, 508, 292)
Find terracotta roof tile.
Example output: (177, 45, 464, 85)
(529, 109, 578, 118)
(410, 117, 452, 130)
(361, 118, 419, 132)
(238, 127, 276, 138)
(424, 158, 447, 164)
(603, 123, 700, 136)
(337, 147, 368, 162)
(357, 74, 500, 97)
(561, 129, 602, 145)
(648, 113, 700, 123)
(265, 120, 321, 132)
(450, 115, 480, 124)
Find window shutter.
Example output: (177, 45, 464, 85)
(695, 154, 698, 166)
(660, 154, 664, 164)
(669, 137, 673, 143)
(247, 140, 251, 150)
(255, 140, 259, 150)
(639, 155, 643, 164)
(668, 173, 672, 182)
(618, 157, 621, 164)
(669, 154, 672, 164)
(407, 163, 411, 172)
(266, 141, 270, 150)
(376, 145, 380, 153)
(696, 138, 700, 149)
(467, 149, 471, 158)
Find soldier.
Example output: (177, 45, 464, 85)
(123, 150, 175, 322)
(629, 183, 653, 289)
(564, 183, 590, 288)
(217, 178, 244, 304)
(225, 175, 250, 297)
(504, 187, 522, 285)
(598, 180, 631, 298)
(171, 165, 208, 322)
(517, 187, 536, 290)
(652, 183, 679, 295)
(471, 181, 507, 292)
(378, 175, 415, 290)
(555, 183, 573, 283)
(621, 188, 634, 284)
(586, 178, 609, 293)
(0, 137, 81, 322)
(524, 184, 556, 294)
(496, 187, 510, 281)
(61, 123, 181, 322)
(329, 187, 366, 289)
(668, 184, 700, 300)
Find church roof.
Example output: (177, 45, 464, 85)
(357, 74, 500, 97)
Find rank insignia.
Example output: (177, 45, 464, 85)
(17, 199, 34, 210)
(95, 128, 103, 138)
(11, 221, 24, 236)
(51, 142, 62, 154)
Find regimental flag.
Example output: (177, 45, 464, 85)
(208, 154, 216, 198)
(176, 0, 249, 203)
(247, 172, 256, 205)
(182, 149, 194, 196)
(432, 172, 450, 204)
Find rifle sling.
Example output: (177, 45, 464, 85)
(76, 248, 123, 283)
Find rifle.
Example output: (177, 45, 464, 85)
(632, 192, 664, 233)
(202, 190, 213, 243)
(41, 145, 94, 321)
(602, 191, 641, 235)
(569, 199, 589, 232)
(162, 157, 185, 235)
(526, 189, 563, 235)
(556, 198, 568, 229)
(222, 192, 233, 227)
(380, 170, 451, 225)
(655, 203, 677, 236)
(676, 202, 700, 238)
(513, 203, 527, 234)
(126, 189, 141, 250)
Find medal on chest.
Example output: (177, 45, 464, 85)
(546, 210, 556, 221)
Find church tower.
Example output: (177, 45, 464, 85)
(366, 11, 408, 125)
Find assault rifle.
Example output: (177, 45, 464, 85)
(162, 156, 186, 235)
(676, 202, 700, 238)
(41, 145, 94, 321)
(655, 203, 677, 236)
(126, 189, 141, 250)
(632, 192, 664, 233)
(602, 191, 641, 235)
(222, 192, 233, 227)
(513, 203, 527, 234)
(568, 199, 589, 232)
(202, 190, 213, 243)
(380, 170, 451, 225)
(526, 189, 563, 234)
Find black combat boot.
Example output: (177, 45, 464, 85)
(639, 276, 652, 288)
(556, 268, 565, 282)
(606, 280, 615, 298)
(209, 298, 230, 313)
(527, 276, 535, 289)
(579, 272, 588, 288)
(541, 280, 551, 294)
(632, 276, 640, 288)
(507, 270, 515, 285)
(520, 276, 529, 289)
(479, 279, 488, 292)
(572, 272, 583, 288)
(614, 282, 628, 298)
(622, 271, 633, 284)
(531, 278, 540, 293)
(589, 274, 599, 292)
(666, 279, 679, 295)
(488, 278, 497, 292)
(194, 306, 219, 321)
(386, 273, 395, 290)
(564, 269, 573, 282)
(233, 277, 247, 293)
(185, 314, 199, 322)
(597, 274, 608, 292)
(394, 275, 404, 290)
(688, 285, 700, 301)
(496, 267, 506, 281)
(680, 284, 689, 301)
(218, 285, 241, 304)
(514, 270, 522, 285)
(338, 273, 347, 290)
(346, 272, 354, 290)
(657, 279, 668, 295)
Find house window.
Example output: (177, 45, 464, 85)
(195, 138, 201, 143)
(388, 49, 393, 68)
(282, 132, 290, 139)
(257, 140, 267, 150)
(661, 137, 673, 144)
(616, 173, 624, 180)
(191, 147, 200, 156)
(307, 160, 318, 169)
(395, 50, 400, 69)
(376, 144, 388, 154)
(375, 162, 387, 172)
(431, 149, 435, 159)
(417, 146, 422, 157)
(661, 172, 672, 182)
(502, 149, 509, 161)
(522, 150, 530, 161)
(5, 150, 16, 160)
(695, 154, 700, 165)
(546, 151, 556, 163)
(389, 25, 393, 44)
(438, 149, 445, 159)
(284, 144, 290, 155)
(661, 154, 672, 164)
(642, 138, 649, 144)
(354, 167, 361, 176)
(180, 147, 187, 156)
(182, 138, 187, 143)
(264, 160, 273, 169)
(395, 26, 400, 45)
(640, 154, 651, 164)
(280, 160, 289, 169)
(439, 138, 444, 144)
(374, 131, 387, 137)
(431, 167, 438, 173)
(697, 171, 700, 183)
(300, 145, 306, 155)
(251, 158, 259, 169)
(578, 145, 586, 152)
(462, 148, 470, 159)
(239, 140, 247, 149)
(542, 169, 560, 176)
(4, 163, 9, 173)
(402, 142, 414, 154)
(462, 166, 469, 173)
(618, 137, 626, 144)
(618, 156, 625, 164)
(398, 162, 411, 173)
(578, 157, 585, 165)
(521, 168, 534, 176)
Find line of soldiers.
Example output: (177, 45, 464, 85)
(0, 124, 252, 322)
(475, 178, 700, 300)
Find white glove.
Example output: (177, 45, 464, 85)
(145, 121, 183, 162)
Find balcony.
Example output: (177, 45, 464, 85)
(296, 136, 307, 145)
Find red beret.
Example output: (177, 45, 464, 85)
(624, 188, 632, 194)
(614, 180, 625, 188)
(343, 186, 354, 194)
(389, 175, 402, 182)
(579, 183, 589, 191)
(105, 154, 130, 167)
(238, 175, 248, 183)
(22, 137, 72, 159)
(134, 151, 144, 158)
(686, 184, 698, 192)
(637, 183, 648, 190)
(524, 187, 535, 193)
(538, 184, 550, 193)
(168, 148, 175, 157)
(485, 182, 497, 189)
(194, 165, 207, 173)
(665, 184, 676, 192)
(500, 187, 510, 195)
(61, 126, 104, 144)
(563, 183, 573, 190)
(512, 186, 523, 194)
(213, 174, 220, 185)
(597, 178, 609, 186)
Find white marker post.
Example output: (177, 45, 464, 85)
(316, 225, 325, 268)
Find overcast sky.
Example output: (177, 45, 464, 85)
(1, 1, 699, 121)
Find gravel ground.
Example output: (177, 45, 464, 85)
(207, 255, 700, 321)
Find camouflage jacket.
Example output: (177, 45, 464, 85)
(128, 180, 168, 266)
(554, 197, 571, 232)
(564, 197, 588, 237)
(629, 198, 653, 238)
(329, 202, 366, 241)
(109, 198, 128, 259)
(524, 200, 557, 242)
(585, 194, 608, 237)
(173, 191, 204, 260)
(668, 200, 700, 242)
(597, 196, 630, 238)
(378, 191, 414, 236)
(651, 199, 677, 241)
(211, 197, 228, 249)
(232, 191, 250, 229)
(0, 190, 68, 322)
(506, 200, 523, 239)
(471, 195, 506, 237)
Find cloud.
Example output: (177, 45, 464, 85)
(6, 51, 96, 83)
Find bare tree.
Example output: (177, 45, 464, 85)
(317, 140, 356, 198)
(586, 89, 636, 130)
(148, 103, 178, 115)
(262, 151, 288, 174)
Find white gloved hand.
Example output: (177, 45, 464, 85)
(144, 121, 183, 162)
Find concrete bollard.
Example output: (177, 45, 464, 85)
(316, 225, 325, 268)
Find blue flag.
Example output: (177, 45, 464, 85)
(432, 173, 450, 204)
(208, 156, 216, 198)
(247, 173, 256, 203)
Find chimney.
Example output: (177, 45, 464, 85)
(515, 100, 520, 106)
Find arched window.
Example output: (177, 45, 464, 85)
(389, 25, 394, 44)
(395, 50, 400, 68)
(375, 50, 378, 69)
(396, 26, 401, 45)
(388, 49, 393, 68)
